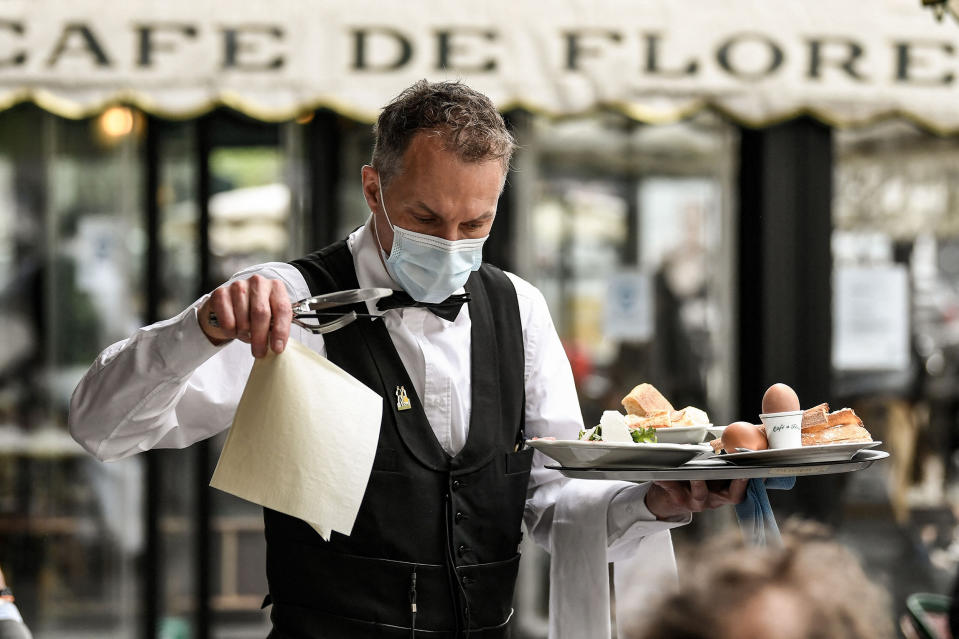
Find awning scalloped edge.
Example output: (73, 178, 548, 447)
(4, 87, 958, 135)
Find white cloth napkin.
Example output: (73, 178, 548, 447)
(549, 479, 678, 639)
(210, 339, 382, 540)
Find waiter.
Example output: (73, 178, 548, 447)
(69, 80, 745, 638)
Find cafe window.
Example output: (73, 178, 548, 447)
(832, 121, 959, 599)
(0, 105, 328, 637)
(522, 111, 738, 428)
(0, 104, 145, 637)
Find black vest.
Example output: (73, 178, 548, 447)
(263, 241, 532, 639)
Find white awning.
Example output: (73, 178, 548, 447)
(3, 0, 959, 130)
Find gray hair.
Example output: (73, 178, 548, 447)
(371, 80, 516, 187)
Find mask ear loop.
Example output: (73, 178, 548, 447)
(372, 177, 395, 255)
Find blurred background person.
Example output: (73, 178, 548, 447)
(0, 565, 32, 639)
(620, 521, 895, 639)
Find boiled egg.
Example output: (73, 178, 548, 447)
(762, 383, 800, 414)
(721, 421, 768, 452)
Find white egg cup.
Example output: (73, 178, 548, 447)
(760, 410, 803, 448)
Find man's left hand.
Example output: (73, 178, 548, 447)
(644, 479, 748, 520)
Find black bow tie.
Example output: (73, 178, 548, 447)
(376, 291, 471, 321)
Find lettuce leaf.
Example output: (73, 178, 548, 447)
(630, 426, 658, 443)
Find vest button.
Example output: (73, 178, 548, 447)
(462, 576, 474, 585)
(457, 544, 471, 556)
(455, 511, 466, 523)
(451, 480, 461, 491)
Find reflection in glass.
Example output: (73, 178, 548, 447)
(209, 146, 291, 284)
(157, 120, 200, 635)
(527, 112, 735, 425)
(206, 120, 307, 637)
(0, 106, 144, 638)
(833, 124, 959, 604)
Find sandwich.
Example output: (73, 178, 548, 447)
(625, 412, 671, 430)
(579, 383, 710, 443)
(622, 383, 674, 417)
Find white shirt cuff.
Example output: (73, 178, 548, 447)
(151, 300, 232, 373)
(0, 601, 23, 622)
(606, 483, 692, 558)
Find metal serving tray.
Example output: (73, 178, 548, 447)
(548, 449, 889, 481)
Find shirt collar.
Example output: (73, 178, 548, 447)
(347, 218, 394, 317)
(349, 217, 397, 292)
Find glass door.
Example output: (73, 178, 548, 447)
(525, 112, 737, 429)
(200, 110, 307, 638)
(0, 104, 145, 638)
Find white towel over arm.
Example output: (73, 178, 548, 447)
(548, 479, 689, 639)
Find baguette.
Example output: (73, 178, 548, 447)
(802, 424, 872, 446)
(801, 403, 830, 432)
(622, 383, 674, 417)
(827, 408, 863, 428)
(626, 411, 671, 429)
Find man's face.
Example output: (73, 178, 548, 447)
(361, 132, 505, 255)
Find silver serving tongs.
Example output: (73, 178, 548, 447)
(291, 287, 393, 334)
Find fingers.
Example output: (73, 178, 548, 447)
(197, 275, 292, 358)
(230, 280, 252, 339)
(689, 480, 708, 504)
(669, 480, 708, 513)
(269, 278, 293, 354)
(652, 481, 685, 503)
(248, 275, 273, 358)
(645, 482, 684, 520)
(651, 481, 708, 514)
(704, 478, 750, 509)
(198, 284, 241, 345)
(649, 479, 748, 519)
(728, 478, 749, 504)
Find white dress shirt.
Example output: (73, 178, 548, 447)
(68, 219, 688, 552)
(0, 601, 24, 623)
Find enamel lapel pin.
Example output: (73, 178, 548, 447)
(395, 386, 411, 411)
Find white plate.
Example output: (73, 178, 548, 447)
(650, 425, 709, 444)
(719, 441, 882, 465)
(527, 439, 711, 469)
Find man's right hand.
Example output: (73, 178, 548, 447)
(198, 275, 293, 358)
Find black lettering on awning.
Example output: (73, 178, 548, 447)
(46, 23, 111, 68)
(436, 28, 497, 72)
(563, 29, 622, 71)
(222, 25, 284, 71)
(894, 40, 954, 85)
(643, 32, 697, 77)
(136, 23, 198, 68)
(807, 38, 867, 81)
(717, 33, 784, 81)
(351, 27, 413, 71)
(0, 21, 25, 67)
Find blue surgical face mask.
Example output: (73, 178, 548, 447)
(373, 181, 488, 303)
